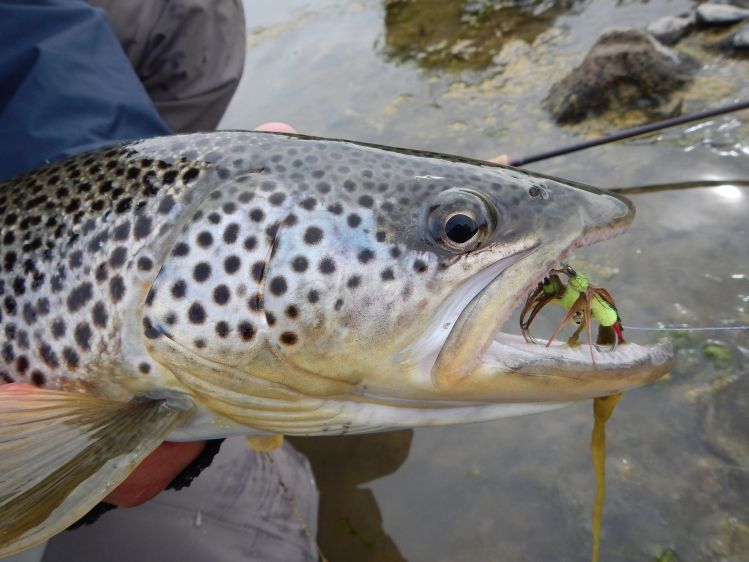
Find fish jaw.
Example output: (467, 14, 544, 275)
(423, 182, 673, 403)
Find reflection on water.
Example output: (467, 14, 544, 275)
(228, 1, 749, 560)
(289, 431, 413, 561)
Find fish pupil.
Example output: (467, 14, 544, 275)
(445, 214, 478, 244)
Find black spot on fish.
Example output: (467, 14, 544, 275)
(188, 302, 206, 324)
(358, 249, 374, 264)
(248, 294, 263, 313)
(113, 221, 131, 241)
(213, 285, 230, 305)
(171, 280, 187, 299)
(16, 355, 29, 373)
(143, 317, 161, 339)
(269, 192, 286, 206)
(92, 301, 108, 328)
(243, 236, 257, 251)
(163, 170, 178, 184)
(138, 256, 154, 271)
(269, 276, 287, 296)
(223, 223, 239, 244)
(319, 258, 336, 274)
(1, 343, 14, 363)
(197, 231, 213, 248)
(51, 319, 66, 339)
(216, 321, 230, 338)
(172, 242, 189, 257)
(280, 332, 298, 345)
(300, 197, 317, 211)
(238, 321, 255, 341)
(63, 347, 79, 369)
(75, 322, 93, 350)
(68, 250, 84, 269)
(182, 168, 200, 183)
(39, 343, 59, 368)
(134, 216, 152, 240)
(193, 262, 211, 283)
(224, 255, 241, 275)
(109, 247, 127, 269)
(251, 261, 265, 282)
(115, 197, 132, 213)
(304, 226, 323, 245)
(109, 275, 125, 303)
(31, 370, 46, 386)
(22, 303, 36, 325)
(67, 283, 93, 313)
(158, 196, 176, 214)
(292, 256, 308, 272)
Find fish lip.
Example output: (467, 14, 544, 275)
(480, 221, 674, 392)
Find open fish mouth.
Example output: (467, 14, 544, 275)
(431, 212, 673, 404)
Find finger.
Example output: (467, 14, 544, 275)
(0, 382, 37, 393)
(254, 122, 297, 134)
(104, 440, 207, 507)
(488, 154, 510, 165)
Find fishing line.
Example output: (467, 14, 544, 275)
(623, 325, 749, 332)
(610, 179, 749, 195)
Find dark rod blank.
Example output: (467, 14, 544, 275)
(510, 100, 749, 167)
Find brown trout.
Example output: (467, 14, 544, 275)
(0, 132, 672, 555)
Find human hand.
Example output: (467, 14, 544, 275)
(488, 154, 510, 165)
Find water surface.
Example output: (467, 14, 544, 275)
(224, 2, 749, 559)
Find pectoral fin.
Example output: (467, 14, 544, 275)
(0, 385, 193, 557)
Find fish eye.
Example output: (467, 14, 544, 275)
(427, 189, 496, 252)
(445, 213, 479, 244)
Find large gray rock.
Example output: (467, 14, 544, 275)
(696, 3, 749, 25)
(647, 14, 695, 45)
(545, 29, 697, 124)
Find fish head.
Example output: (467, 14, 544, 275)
(142, 133, 671, 434)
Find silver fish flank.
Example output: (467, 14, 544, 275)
(0, 131, 671, 555)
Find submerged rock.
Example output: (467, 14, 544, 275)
(702, 346, 748, 467)
(545, 29, 697, 124)
(732, 22, 749, 49)
(696, 3, 749, 26)
(647, 14, 695, 45)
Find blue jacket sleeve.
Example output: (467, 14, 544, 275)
(0, 0, 171, 181)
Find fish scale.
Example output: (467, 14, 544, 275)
(0, 131, 673, 556)
(0, 131, 527, 399)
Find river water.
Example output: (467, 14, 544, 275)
(223, 1, 749, 560)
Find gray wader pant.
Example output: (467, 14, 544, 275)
(89, 0, 247, 134)
(43, 439, 320, 562)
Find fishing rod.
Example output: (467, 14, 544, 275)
(510, 99, 749, 167)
